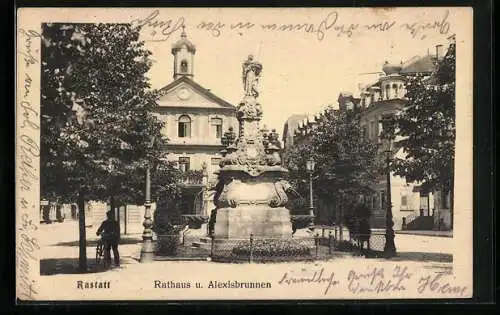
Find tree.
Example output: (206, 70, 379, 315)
(284, 107, 381, 224)
(40, 23, 179, 270)
(41, 23, 179, 204)
(392, 41, 456, 219)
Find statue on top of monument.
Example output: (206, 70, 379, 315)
(242, 54, 263, 98)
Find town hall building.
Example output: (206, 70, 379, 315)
(154, 28, 238, 218)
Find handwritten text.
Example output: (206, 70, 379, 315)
(347, 266, 412, 294)
(131, 9, 185, 42)
(417, 272, 467, 296)
(156, 9, 453, 41)
(17, 27, 40, 300)
(278, 267, 340, 295)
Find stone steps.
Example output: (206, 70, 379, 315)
(191, 236, 212, 250)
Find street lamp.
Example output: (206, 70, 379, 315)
(140, 136, 155, 263)
(306, 157, 316, 227)
(382, 117, 397, 257)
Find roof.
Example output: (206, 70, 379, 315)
(339, 91, 353, 98)
(400, 55, 437, 74)
(382, 62, 403, 75)
(171, 28, 196, 54)
(158, 76, 235, 109)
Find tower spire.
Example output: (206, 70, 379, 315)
(171, 25, 196, 79)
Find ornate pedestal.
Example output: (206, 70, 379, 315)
(213, 171, 293, 239)
(211, 55, 296, 246)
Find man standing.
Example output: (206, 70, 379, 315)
(96, 211, 120, 267)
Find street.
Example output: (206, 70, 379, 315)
(38, 221, 453, 275)
(32, 220, 458, 300)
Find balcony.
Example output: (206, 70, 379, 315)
(167, 136, 225, 147)
(179, 170, 204, 187)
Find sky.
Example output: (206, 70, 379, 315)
(137, 7, 467, 134)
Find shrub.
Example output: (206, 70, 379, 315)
(335, 240, 355, 252)
(231, 239, 311, 257)
(156, 234, 180, 256)
(154, 211, 184, 256)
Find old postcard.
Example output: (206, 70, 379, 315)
(16, 7, 473, 301)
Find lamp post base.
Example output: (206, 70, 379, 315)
(383, 233, 397, 258)
(307, 215, 315, 234)
(140, 240, 155, 263)
(308, 205, 315, 227)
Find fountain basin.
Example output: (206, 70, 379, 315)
(213, 206, 292, 239)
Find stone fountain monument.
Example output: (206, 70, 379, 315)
(211, 55, 294, 241)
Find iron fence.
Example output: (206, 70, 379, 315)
(347, 230, 387, 257)
(180, 229, 204, 247)
(155, 228, 390, 261)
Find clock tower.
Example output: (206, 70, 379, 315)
(171, 26, 196, 80)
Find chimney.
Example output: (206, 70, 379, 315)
(435, 44, 444, 60)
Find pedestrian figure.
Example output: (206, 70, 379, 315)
(346, 197, 372, 255)
(96, 211, 120, 267)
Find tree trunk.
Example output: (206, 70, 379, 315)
(449, 183, 454, 230)
(339, 195, 344, 241)
(110, 196, 119, 239)
(110, 196, 116, 220)
(78, 190, 87, 272)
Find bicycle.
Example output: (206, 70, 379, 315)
(95, 237, 110, 269)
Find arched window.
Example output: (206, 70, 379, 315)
(180, 60, 188, 73)
(393, 83, 399, 98)
(385, 84, 391, 100)
(211, 117, 223, 138)
(178, 115, 191, 138)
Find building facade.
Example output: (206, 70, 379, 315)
(283, 42, 454, 231)
(358, 59, 435, 231)
(155, 29, 237, 217)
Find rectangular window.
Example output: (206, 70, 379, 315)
(178, 157, 190, 172)
(401, 195, 408, 207)
(211, 118, 223, 139)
